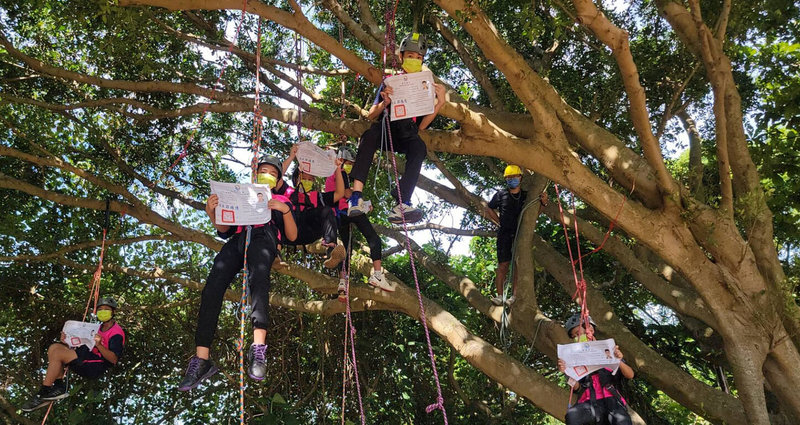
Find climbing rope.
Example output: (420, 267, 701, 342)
(377, 0, 448, 420)
(339, 224, 366, 424)
(553, 185, 593, 342)
(43, 200, 112, 424)
(155, 0, 249, 185)
(498, 197, 541, 348)
(294, 31, 304, 143)
(235, 16, 266, 425)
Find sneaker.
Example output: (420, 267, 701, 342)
(177, 356, 219, 391)
(347, 198, 371, 217)
(387, 203, 424, 224)
(368, 269, 394, 292)
(323, 244, 346, 269)
(20, 389, 50, 412)
(504, 295, 516, 306)
(337, 279, 347, 303)
(490, 296, 504, 306)
(40, 380, 68, 401)
(247, 344, 268, 381)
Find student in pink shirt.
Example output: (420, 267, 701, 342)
(557, 313, 635, 425)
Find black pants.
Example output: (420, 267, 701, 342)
(338, 213, 382, 269)
(350, 119, 426, 203)
(288, 207, 338, 246)
(565, 398, 632, 425)
(195, 226, 277, 348)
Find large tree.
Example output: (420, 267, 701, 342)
(1, 0, 798, 423)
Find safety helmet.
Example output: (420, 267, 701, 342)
(564, 313, 596, 335)
(337, 148, 355, 162)
(504, 165, 523, 178)
(399, 33, 429, 56)
(97, 296, 118, 310)
(257, 155, 284, 179)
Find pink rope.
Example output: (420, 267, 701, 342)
(340, 226, 366, 424)
(380, 1, 448, 421)
(553, 185, 594, 341)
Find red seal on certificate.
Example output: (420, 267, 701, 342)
(393, 104, 407, 118)
(573, 365, 589, 377)
(221, 209, 235, 223)
(300, 161, 312, 173)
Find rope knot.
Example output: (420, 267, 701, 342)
(425, 397, 444, 413)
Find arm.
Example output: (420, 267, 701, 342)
(367, 85, 393, 121)
(614, 346, 635, 379)
(417, 83, 446, 130)
(282, 144, 299, 175)
(270, 199, 297, 242)
(486, 192, 501, 223)
(205, 194, 231, 234)
(93, 334, 119, 365)
(332, 164, 345, 202)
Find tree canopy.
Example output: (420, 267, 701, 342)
(0, 0, 798, 424)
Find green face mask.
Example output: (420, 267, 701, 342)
(573, 334, 589, 343)
(342, 164, 353, 174)
(97, 310, 112, 322)
(401, 57, 422, 73)
(299, 179, 313, 193)
(257, 173, 278, 189)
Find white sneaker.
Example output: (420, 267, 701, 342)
(504, 295, 516, 306)
(347, 198, 371, 217)
(387, 203, 423, 224)
(490, 296, 504, 306)
(337, 279, 347, 303)
(368, 269, 394, 292)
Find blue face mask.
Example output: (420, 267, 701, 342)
(506, 177, 521, 189)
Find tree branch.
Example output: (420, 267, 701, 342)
(570, 0, 678, 200)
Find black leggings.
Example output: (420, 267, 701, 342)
(350, 119, 426, 203)
(565, 398, 632, 425)
(338, 213, 382, 269)
(288, 207, 338, 246)
(195, 226, 278, 348)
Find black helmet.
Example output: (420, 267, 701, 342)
(564, 313, 596, 335)
(399, 33, 429, 56)
(337, 148, 355, 162)
(257, 155, 283, 179)
(97, 296, 118, 310)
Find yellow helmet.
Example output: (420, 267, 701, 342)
(504, 165, 522, 177)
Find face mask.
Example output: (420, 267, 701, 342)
(506, 177, 521, 189)
(300, 179, 313, 193)
(573, 334, 588, 343)
(401, 57, 422, 73)
(342, 164, 353, 174)
(257, 173, 278, 189)
(97, 310, 112, 322)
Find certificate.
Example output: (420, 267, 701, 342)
(384, 70, 435, 121)
(295, 142, 337, 177)
(210, 181, 272, 226)
(62, 320, 100, 350)
(557, 338, 620, 382)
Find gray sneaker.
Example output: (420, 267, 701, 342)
(347, 198, 371, 217)
(368, 269, 394, 292)
(388, 203, 423, 224)
(490, 296, 504, 306)
(177, 356, 219, 391)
